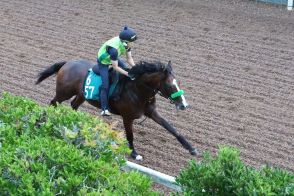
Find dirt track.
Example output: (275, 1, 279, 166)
(1, 0, 294, 181)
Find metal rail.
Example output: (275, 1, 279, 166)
(122, 161, 182, 192)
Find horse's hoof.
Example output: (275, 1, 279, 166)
(135, 155, 143, 161)
(131, 150, 143, 161)
(190, 148, 200, 156)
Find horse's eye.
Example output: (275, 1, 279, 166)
(169, 85, 176, 93)
(164, 84, 173, 93)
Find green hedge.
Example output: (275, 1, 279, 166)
(175, 146, 294, 195)
(0, 93, 159, 195)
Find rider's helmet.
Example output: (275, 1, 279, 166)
(119, 26, 137, 43)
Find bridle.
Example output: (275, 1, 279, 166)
(135, 67, 187, 125)
(135, 72, 184, 104)
(158, 80, 185, 104)
(135, 78, 158, 98)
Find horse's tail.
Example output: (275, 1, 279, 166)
(35, 61, 67, 84)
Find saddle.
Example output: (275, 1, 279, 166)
(83, 68, 124, 101)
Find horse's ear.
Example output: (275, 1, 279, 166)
(161, 63, 167, 71)
(166, 61, 172, 72)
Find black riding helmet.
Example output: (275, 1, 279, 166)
(119, 26, 137, 42)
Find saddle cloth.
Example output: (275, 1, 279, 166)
(83, 69, 118, 101)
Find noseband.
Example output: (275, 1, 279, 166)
(133, 63, 185, 104)
(136, 80, 174, 104)
(135, 75, 184, 104)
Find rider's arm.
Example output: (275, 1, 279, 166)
(108, 47, 130, 76)
(125, 45, 135, 67)
(126, 50, 135, 67)
(111, 60, 128, 76)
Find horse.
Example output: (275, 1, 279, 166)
(36, 60, 198, 160)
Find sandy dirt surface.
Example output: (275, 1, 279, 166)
(1, 0, 294, 190)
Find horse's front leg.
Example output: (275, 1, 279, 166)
(123, 117, 143, 161)
(145, 108, 199, 156)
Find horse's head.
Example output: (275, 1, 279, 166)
(157, 61, 188, 110)
(129, 60, 188, 110)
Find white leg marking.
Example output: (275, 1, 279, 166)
(136, 155, 143, 161)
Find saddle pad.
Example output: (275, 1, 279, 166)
(83, 69, 117, 101)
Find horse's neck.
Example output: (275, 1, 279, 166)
(134, 75, 161, 98)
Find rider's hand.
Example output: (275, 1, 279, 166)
(128, 73, 135, 80)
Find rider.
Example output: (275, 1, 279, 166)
(92, 26, 137, 116)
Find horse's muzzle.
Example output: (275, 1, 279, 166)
(177, 103, 188, 110)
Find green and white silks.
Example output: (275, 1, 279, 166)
(97, 36, 127, 65)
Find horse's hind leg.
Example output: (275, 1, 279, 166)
(50, 97, 58, 107)
(50, 88, 75, 107)
(70, 94, 85, 110)
(50, 95, 63, 107)
(50, 94, 71, 107)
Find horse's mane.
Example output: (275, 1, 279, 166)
(128, 61, 172, 77)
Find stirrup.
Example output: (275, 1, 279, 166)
(101, 109, 111, 116)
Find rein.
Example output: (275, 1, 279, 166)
(135, 78, 159, 97)
(132, 64, 185, 104)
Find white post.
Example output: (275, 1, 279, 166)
(288, 0, 293, 10)
(123, 161, 182, 192)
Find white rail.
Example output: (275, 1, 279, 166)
(288, 0, 293, 10)
(257, 0, 293, 10)
(122, 161, 182, 192)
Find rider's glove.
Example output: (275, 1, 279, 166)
(128, 73, 136, 80)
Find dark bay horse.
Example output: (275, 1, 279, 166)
(36, 60, 198, 160)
